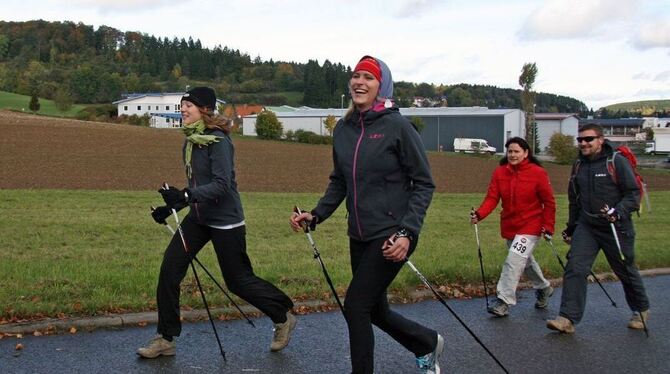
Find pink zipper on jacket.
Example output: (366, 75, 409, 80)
(352, 113, 365, 239)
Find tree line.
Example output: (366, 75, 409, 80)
(1, 20, 588, 114)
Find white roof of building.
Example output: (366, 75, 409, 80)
(399, 107, 519, 116)
(113, 93, 226, 105)
(113, 93, 184, 105)
(535, 113, 579, 120)
(245, 106, 520, 118)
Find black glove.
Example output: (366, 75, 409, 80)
(542, 228, 553, 241)
(159, 186, 189, 209)
(151, 206, 172, 225)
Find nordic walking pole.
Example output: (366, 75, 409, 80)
(154, 208, 256, 328)
(162, 185, 227, 362)
(293, 206, 344, 313)
(471, 208, 490, 309)
(639, 311, 649, 338)
(545, 238, 617, 308)
(609, 222, 626, 262)
(404, 258, 510, 374)
(642, 183, 652, 214)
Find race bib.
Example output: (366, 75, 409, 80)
(508, 235, 539, 259)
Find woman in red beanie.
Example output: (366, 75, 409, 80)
(290, 56, 443, 374)
(471, 137, 556, 317)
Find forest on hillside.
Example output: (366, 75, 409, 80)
(1, 20, 588, 114)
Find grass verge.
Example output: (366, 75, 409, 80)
(1, 190, 668, 320)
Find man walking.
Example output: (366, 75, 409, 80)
(546, 123, 650, 333)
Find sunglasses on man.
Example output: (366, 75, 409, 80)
(576, 136, 599, 143)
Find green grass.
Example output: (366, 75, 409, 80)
(605, 99, 670, 115)
(0, 90, 86, 117)
(1, 190, 669, 319)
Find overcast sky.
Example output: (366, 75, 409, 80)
(3, 0, 670, 109)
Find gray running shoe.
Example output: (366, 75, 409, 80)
(535, 285, 554, 309)
(487, 298, 509, 317)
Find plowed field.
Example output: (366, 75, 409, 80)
(2, 110, 669, 192)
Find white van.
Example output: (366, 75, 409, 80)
(453, 138, 497, 154)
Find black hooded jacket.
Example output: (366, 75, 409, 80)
(312, 106, 435, 241)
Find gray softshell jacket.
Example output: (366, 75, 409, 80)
(311, 106, 435, 241)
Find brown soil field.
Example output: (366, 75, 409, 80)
(2, 110, 670, 193)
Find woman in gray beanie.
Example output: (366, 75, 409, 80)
(290, 57, 444, 374)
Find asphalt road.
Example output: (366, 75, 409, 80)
(2, 275, 669, 373)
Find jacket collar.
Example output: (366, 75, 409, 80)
(349, 106, 398, 126)
(506, 157, 531, 172)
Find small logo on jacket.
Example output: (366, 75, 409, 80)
(369, 133, 385, 139)
(595, 173, 607, 177)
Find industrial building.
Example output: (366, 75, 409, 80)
(243, 107, 527, 153)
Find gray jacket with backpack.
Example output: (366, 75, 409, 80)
(568, 140, 640, 230)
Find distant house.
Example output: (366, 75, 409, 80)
(235, 104, 265, 117)
(113, 93, 226, 128)
(535, 113, 580, 152)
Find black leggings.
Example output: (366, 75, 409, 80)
(156, 213, 293, 337)
(345, 236, 437, 374)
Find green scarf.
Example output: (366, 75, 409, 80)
(181, 120, 221, 178)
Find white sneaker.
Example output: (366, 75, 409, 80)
(416, 333, 444, 374)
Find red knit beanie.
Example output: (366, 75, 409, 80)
(354, 56, 382, 82)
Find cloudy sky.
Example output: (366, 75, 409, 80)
(3, 0, 670, 109)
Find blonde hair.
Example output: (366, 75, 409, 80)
(199, 107, 231, 134)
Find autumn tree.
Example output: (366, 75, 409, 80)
(519, 62, 539, 153)
(323, 115, 337, 136)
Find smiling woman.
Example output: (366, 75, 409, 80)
(290, 55, 444, 374)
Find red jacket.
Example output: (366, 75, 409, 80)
(476, 159, 555, 240)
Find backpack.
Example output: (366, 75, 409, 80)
(570, 145, 651, 214)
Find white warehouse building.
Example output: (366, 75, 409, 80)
(113, 93, 226, 128)
(243, 107, 527, 153)
(535, 113, 580, 152)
